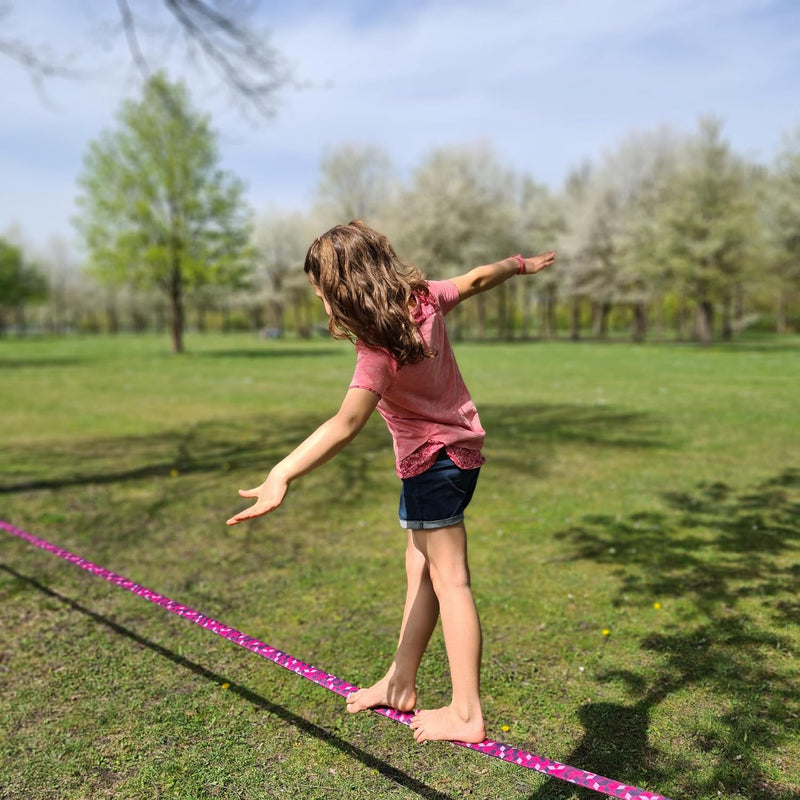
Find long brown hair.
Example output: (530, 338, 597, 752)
(304, 220, 433, 366)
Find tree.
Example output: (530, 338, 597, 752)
(390, 143, 519, 339)
(658, 118, 758, 344)
(1, 1, 286, 115)
(763, 128, 800, 331)
(251, 210, 315, 334)
(516, 176, 565, 339)
(604, 128, 682, 342)
(559, 129, 682, 343)
(0, 237, 47, 333)
(315, 144, 395, 223)
(75, 72, 253, 353)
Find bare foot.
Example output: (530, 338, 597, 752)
(346, 674, 417, 714)
(410, 705, 486, 743)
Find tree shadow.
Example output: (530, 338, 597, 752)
(0, 414, 389, 494)
(0, 401, 670, 563)
(0, 357, 86, 369)
(196, 347, 342, 359)
(525, 701, 671, 800)
(0, 402, 669, 498)
(1, 564, 457, 800)
(537, 469, 800, 800)
(481, 403, 671, 455)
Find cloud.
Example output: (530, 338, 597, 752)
(1, 0, 798, 249)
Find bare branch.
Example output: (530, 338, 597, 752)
(115, 0, 150, 79)
(0, 5, 84, 96)
(1, 1, 288, 117)
(163, 0, 286, 116)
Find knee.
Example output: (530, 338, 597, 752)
(429, 563, 471, 596)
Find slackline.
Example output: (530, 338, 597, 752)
(2, 521, 672, 800)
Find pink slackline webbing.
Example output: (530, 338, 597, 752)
(2, 521, 671, 800)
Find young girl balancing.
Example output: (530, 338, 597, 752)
(227, 220, 555, 744)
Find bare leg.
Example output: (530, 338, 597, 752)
(346, 531, 439, 713)
(409, 523, 485, 744)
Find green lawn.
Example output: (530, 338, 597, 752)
(1, 333, 798, 800)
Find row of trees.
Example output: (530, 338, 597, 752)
(2, 74, 799, 348)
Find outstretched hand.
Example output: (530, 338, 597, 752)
(226, 473, 289, 526)
(522, 250, 556, 275)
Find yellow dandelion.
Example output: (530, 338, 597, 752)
(221, 683, 230, 690)
(602, 629, 611, 636)
(653, 602, 662, 610)
(501, 724, 510, 733)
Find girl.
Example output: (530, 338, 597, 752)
(227, 220, 555, 744)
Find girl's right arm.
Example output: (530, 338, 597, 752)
(226, 387, 379, 525)
(450, 251, 556, 302)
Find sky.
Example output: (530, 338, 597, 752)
(1, 0, 799, 256)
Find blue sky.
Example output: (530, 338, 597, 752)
(2, 0, 799, 254)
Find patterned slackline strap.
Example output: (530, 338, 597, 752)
(2, 521, 672, 800)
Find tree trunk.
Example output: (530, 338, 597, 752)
(721, 292, 733, 341)
(632, 302, 647, 343)
(295, 293, 312, 338)
(497, 283, 512, 340)
(776, 290, 787, 333)
(734, 284, 744, 326)
(695, 299, 714, 345)
(545, 286, 558, 339)
(570, 296, 581, 340)
(591, 301, 611, 339)
(476, 294, 487, 339)
(132, 310, 148, 332)
(107, 301, 119, 334)
(675, 295, 684, 340)
(169, 264, 185, 353)
(450, 304, 464, 341)
(654, 296, 665, 341)
(538, 294, 551, 339)
(270, 299, 284, 332)
(520, 283, 533, 339)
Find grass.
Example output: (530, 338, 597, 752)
(1, 332, 799, 800)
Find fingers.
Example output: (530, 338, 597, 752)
(226, 504, 269, 526)
(229, 478, 288, 526)
(226, 506, 257, 526)
(525, 250, 556, 274)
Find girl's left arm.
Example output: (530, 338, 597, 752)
(450, 251, 556, 301)
(226, 388, 380, 525)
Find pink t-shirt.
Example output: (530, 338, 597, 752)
(349, 279, 486, 478)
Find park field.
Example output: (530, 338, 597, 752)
(1, 333, 799, 800)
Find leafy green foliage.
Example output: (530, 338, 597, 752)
(74, 73, 253, 351)
(0, 237, 47, 317)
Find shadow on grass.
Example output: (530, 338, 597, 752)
(0, 401, 670, 497)
(0, 357, 86, 369)
(195, 347, 343, 360)
(1, 564, 458, 800)
(0, 401, 670, 573)
(531, 469, 800, 800)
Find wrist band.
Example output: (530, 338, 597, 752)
(513, 254, 525, 275)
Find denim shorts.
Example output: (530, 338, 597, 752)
(398, 450, 481, 530)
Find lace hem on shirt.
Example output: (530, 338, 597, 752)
(398, 440, 485, 479)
